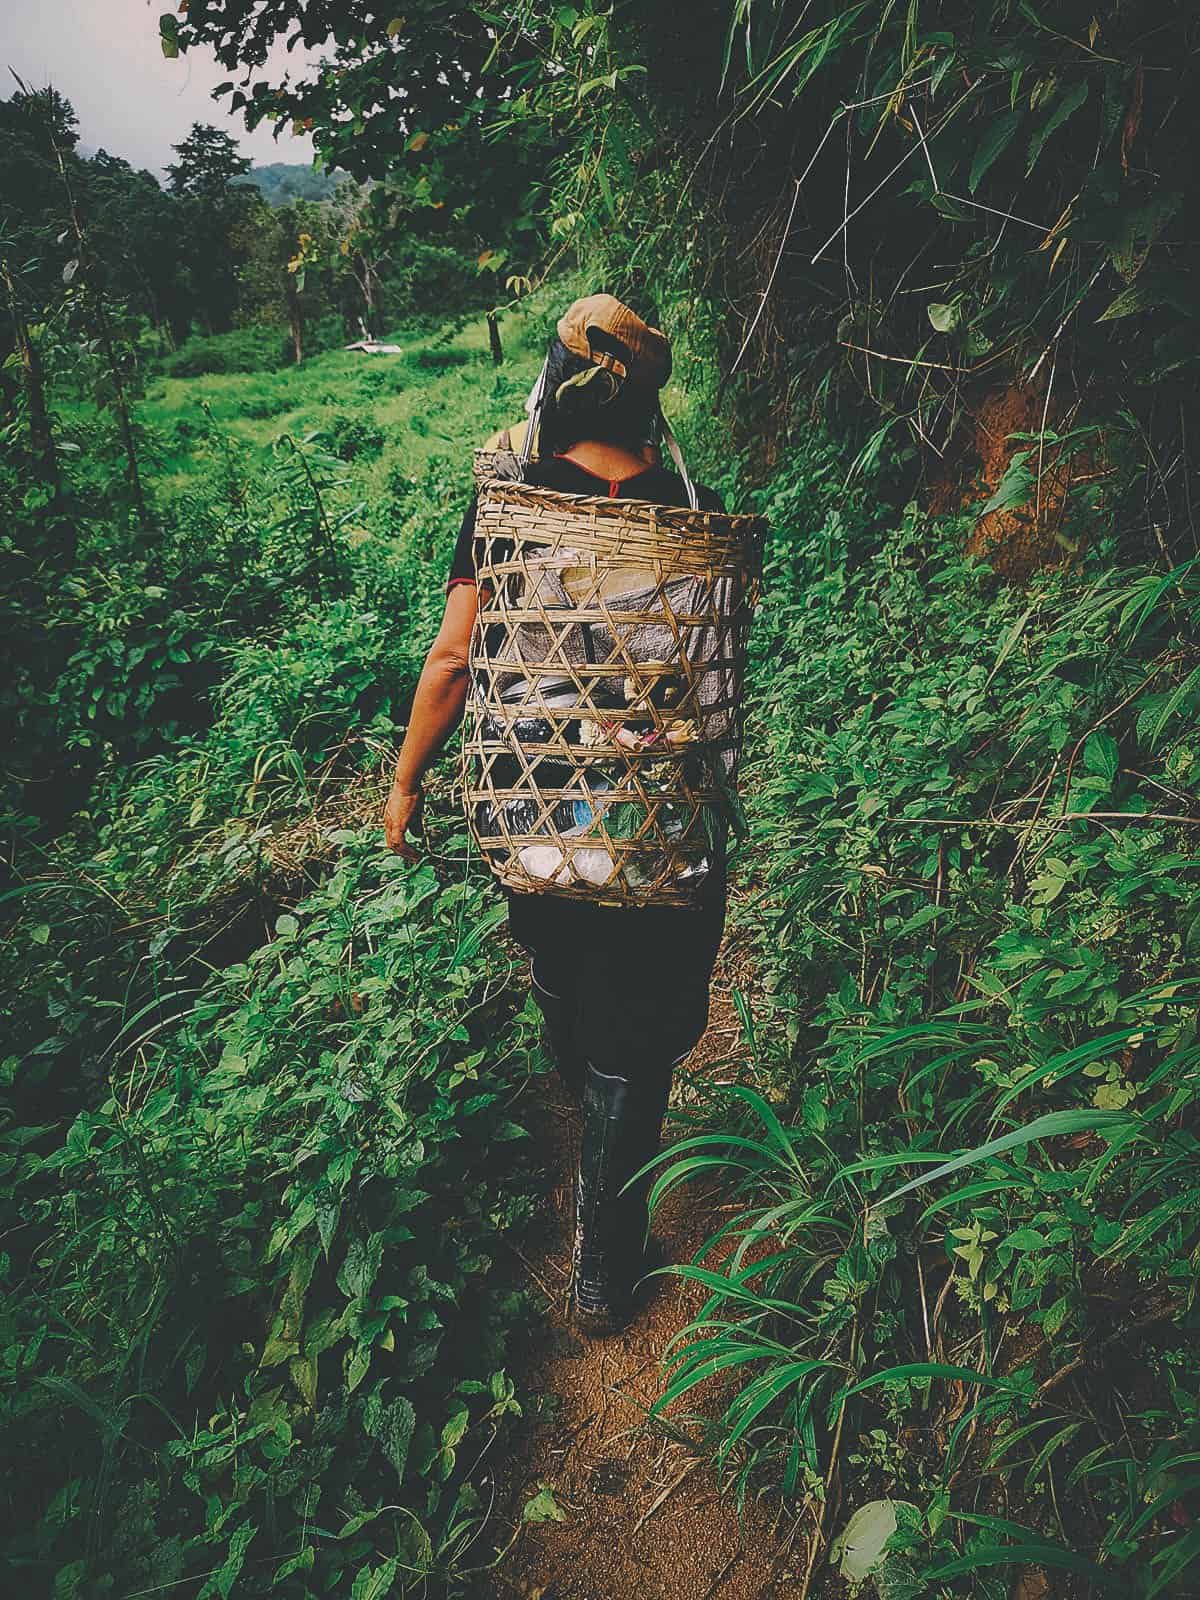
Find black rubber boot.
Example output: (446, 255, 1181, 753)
(571, 1061, 672, 1334)
(530, 964, 584, 1098)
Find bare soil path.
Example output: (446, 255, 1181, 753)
(479, 975, 811, 1600)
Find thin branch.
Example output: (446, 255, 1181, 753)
(939, 192, 1053, 233)
(842, 113, 857, 297)
(720, 78, 939, 396)
(838, 340, 974, 373)
(910, 104, 940, 192)
(717, 178, 803, 402)
(1035, 349, 1057, 525)
(1027, 262, 1106, 382)
(907, 95, 1052, 233)
(810, 82, 979, 265)
(891, 809, 1200, 829)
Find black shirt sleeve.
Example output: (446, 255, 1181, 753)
(447, 495, 478, 588)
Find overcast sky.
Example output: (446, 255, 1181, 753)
(0, 0, 319, 176)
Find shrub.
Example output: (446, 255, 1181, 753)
(325, 411, 385, 461)
(242, 391, 291, 420)
(162, 326, 292, 377)
(651, 434, 1200, 1591)
(2, 318, 553, 1596)
(2, 836, 537, 1596)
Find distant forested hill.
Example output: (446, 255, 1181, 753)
(240, 161, 337, 205)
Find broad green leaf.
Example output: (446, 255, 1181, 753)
(927, 301, 960, 333)
(1001, 1226, 1047, 1252)
(980, 449, 1035, 516)
(273, 1546, 315, 1583)
(830, 1500, 917, 1583)
(928, 1539, 1118, 1588)
(1098, 281, 1162, 322)
(1027, 81, 1089, 172)
(874, 1110, 1133, 1208)
(1083, 730, 1120, 781)
(198, 1521, 256, 1600)
(351, 1557, 400, 1600)
(441, 1404, 469, 1449)
(969, 111, 1021, 191)
(522, 1484, 567, 1523)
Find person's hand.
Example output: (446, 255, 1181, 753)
(383, 781, 423, 861)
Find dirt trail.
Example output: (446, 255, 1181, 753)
(480, 976, 809, 1600)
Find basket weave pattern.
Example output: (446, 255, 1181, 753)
(462, 464, 763, 907)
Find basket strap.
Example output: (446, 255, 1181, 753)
(658, 405, 700, 510)
(519, 356, 551, 474)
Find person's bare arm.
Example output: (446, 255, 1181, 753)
(383, 583, 478, 859)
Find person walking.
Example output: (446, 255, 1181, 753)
(383, 294, 728, 1332)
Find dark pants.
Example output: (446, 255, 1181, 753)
(508, 873, 726, 1078)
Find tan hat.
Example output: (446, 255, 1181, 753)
(556, 293, 672, 390)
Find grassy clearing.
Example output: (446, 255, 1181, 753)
(58, 310, 539, 504)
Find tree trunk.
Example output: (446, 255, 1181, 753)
(356, 253, 380, 337)
(52, 136, 148, 527)
(286, 279, 304, 364)
(147, 286, 177, 350)
(2, 262, 58, 489)
(92, 289, 149, 527)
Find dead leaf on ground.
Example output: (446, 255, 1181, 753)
(1011, 1567, 1052, 1600)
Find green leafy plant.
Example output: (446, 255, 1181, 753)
(1, 313, 554, 1595)
(648, 433, 1200, 1590)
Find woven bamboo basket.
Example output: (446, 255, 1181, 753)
(462, 452, 764, 907)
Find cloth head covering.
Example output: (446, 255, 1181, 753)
(556, 293, 672, 390)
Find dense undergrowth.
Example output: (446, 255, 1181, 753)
(655, 442, 1200, 1594)
(4, 291, 1199, 1597)
(5, 2, 1200, 1593)
(2, 316, 550, 1596)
